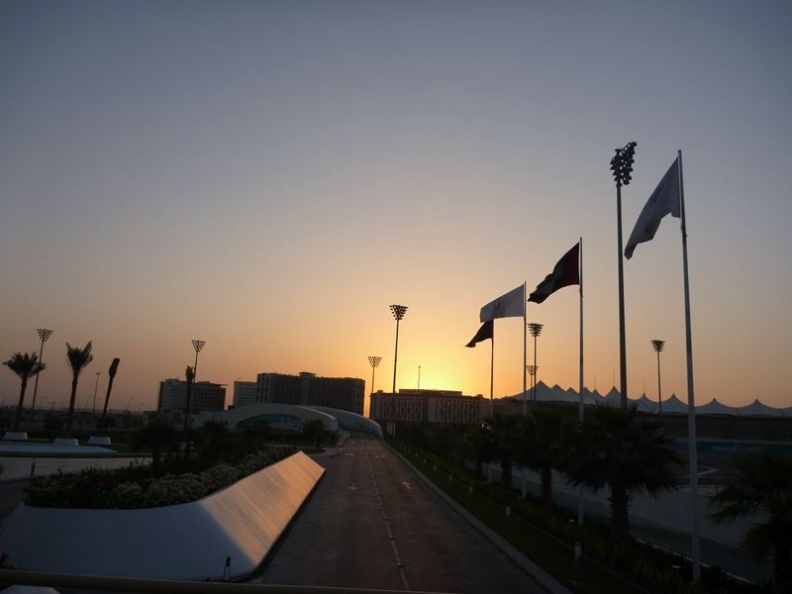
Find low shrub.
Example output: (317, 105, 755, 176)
(25, 446, 296, 509)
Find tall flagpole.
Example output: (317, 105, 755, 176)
(522, 282, 528, 416)
(678, 150, 701, 582)
(574, 237, 585, 582)
(490, 326, 495, 418)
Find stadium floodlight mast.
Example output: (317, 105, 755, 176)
(389, 305, 408, 395)
(182, 339, 206, 459)
(191, 339, 206, 380)
(652, 340, 665, 414)
(527, 323, 544, 404)
(610, 141, 637, 407)
(31, 328, 53, 411)
(367, 356, 382, 395)
(527, 365, 538, 394)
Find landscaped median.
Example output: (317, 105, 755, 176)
(0, 450, 324, 581)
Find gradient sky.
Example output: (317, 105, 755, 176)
(2, 1, 790, 412)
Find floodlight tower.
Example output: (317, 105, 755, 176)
(528, 323, 544, 404)
(389, 305, 407, 395)
(31, 328, 53, 411)
(367, 356, 382, 395)
(652, 339, 665, 414)
(610, 141, 637, 407)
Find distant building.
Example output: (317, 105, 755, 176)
(256, 371, 365, 415)
(232, 380, 259, 408)
(370, 389, 487, 424)
(157, 379, 226, 414)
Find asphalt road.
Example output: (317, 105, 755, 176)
(251, 434, 567, 594)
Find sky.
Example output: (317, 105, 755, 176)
(1, 0, 790, 413)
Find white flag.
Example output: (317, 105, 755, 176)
(625, 158, 681, 259)
(480, 284, 525, 322)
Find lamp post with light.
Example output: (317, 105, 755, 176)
(31, 328, 53, 411)
(610, 141, 637, 407)
(528, 323, 543, 404)
(389, 305, 407, 395)
(183, 339, 205, 459)
(652, 340, 665, 414)
(367, 356, 382, 395)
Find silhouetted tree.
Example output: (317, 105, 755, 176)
(133, 417, 178, 469)
(182, 365, 194, 458)
(99, 358, 120, 430)
(711, 455, 792, 594)
(483, 413, 527, 492)
(3, 352, 46, 431)
(518, 406, 574, 507)
(565, 403, 680, 549)
(65, 342, 94, 437)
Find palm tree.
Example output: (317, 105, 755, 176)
(711, 455, 792, 594)
(133, 417, 177, 469)
(182, 365, 194, 458)
(65, 341, 94, 437)
(3, 352, 46, 432)
(565, 403, 680, 549)
(518, 406, 574, 507)
(483, 413, 527, 492)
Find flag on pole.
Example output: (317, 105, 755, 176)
(466, 320, 493, 348)
(528, 242, 580, 304)
(479, 284, 526, 322)
(624, 158, 681, 259)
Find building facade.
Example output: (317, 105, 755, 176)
(157, 379, 226, 414)
(256, 371, 365, 415)
(370, 389, 487, 424)
(232, 380, 259, 408)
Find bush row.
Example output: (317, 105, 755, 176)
(25, 446, 297, 509)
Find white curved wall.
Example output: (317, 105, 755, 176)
(0, 451, 324, 581)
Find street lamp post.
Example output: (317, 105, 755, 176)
(610, 141, 637, 407)
(31, 328, 53, 411)
(528, 323, 543, 404)
(527, 365, 537, 398)
(367, 356, 382, 395)
(183, 340, 205, 459)
(652, 340, 665, 414)
(389, 305, 407, 395)
(92, 372, 101, 414)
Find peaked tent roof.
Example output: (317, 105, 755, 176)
(698, 398, 739, 416)
(737, 399, 786, 417)
(635, 394, 658, 414)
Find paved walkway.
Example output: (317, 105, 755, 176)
(252, 434, 571, 593)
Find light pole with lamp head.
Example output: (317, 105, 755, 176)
(389, 305, 407, 395)
(610, 141, 637, 407)
(31, 328, 53, 411)
(367, 356, 382, 395)
(528, 323, 543, 404)
(183, 339, 205, 459)
(527, 365, 537, 399)
(652, 340, 665, 414)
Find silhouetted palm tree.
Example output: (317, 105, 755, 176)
(182, 365, 194, 458)
(711, 455, 792, 594)
(3, 352, 46, 431)
(483, 413, 527, 492)
(518, 406, 574, 507)
(565, 403, 680, 549)
(133, 417, 177, 469)
(99, 357, 120, 430)
(65, 341, 94, 437)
